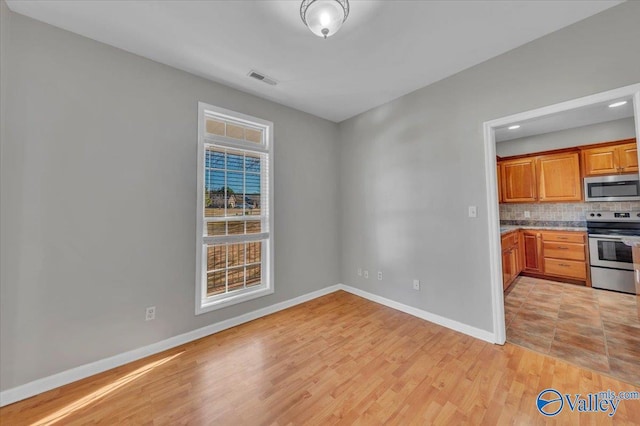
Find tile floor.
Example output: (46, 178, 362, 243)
(504, 276, 640, 386)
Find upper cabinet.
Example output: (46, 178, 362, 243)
(537, 152, 582, 202)
(500, 152, 581, 203)
(500, 158, 537, 203)
(582, 140, 638, 176)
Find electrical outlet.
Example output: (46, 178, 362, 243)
(364, 270, 369, 279)
(524, 211, 531, 218)
(377, 271, 383, 281)
(357, 268, 362, 276)
(413, 279, 420, 291)
(145, 306, 156, 321)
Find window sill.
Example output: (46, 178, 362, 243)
(196, 286, 274, 315)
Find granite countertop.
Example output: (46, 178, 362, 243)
(500, 225, 587, 235)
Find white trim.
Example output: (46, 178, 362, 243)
(483, 122, 506, 345)
(338, 284, 496, 344)
(0, 285, 342, 407)
(195, 102, 274, 315)
(483, 83, 640, 345)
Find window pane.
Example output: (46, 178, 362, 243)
(207, 245, 226, 271)
(205, 148, 225, 169)
(245, 154, 261, 173)
(228, 243, 245, 267)
(246, 221, 261, 234)
(228, 221, 244, 235)
(207, 222, 226, 236)
(246, 265, 261, 287)
(246, 241, 261, 265)
(206, 119, 225, 136)
(245, 128, 262, 144)
(207, 270, 226, 296)
(228, 267, 245, 291)
(226, 124, 245, 140)
(227, 151, 243, 171)
(205, 169, 226, 217)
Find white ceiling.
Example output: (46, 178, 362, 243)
(495, 98, 635, 142)
(6, 0, 624, 123)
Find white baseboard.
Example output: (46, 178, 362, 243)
(0, 284, 342, 407)
(0, 283, 496, 407)
(337, 284, 497, 344)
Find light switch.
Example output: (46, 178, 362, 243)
(468, 206, 477, 218)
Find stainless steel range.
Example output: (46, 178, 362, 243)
(586, 211, 640, 295)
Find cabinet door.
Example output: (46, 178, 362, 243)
(502, 249, 511, 290)
(523, 232, 542, 273)
(617, 143, 638, 173)
(497, 163, 503, 203)
(582, 146, 620, 176)
(537, 152, 582, 202)
(501, 158, 537, 203)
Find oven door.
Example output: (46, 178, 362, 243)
(588, 235, 634, 270)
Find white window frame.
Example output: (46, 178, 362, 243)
(195, 102, 274, 314)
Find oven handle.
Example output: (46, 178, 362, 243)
(588, 234, 625, 240)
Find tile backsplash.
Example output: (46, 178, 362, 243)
(499, 202, 640, 223)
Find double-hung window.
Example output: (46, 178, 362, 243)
(196, 102, 273, 314)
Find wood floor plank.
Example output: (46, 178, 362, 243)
(1, 290, 639, 425)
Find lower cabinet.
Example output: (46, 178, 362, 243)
(540, 231, 588, 282)
(520, 229, 589, 285)
(522, 231, 542, 273)
(501, 231, 522, 291)
(503, 229, 590, 290)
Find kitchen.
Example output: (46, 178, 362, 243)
(495, 100, 640, 385)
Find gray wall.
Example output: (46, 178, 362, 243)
(0, 2, 340, 391)
(338, 1, 640, 332)
(496, 117, 636, 157)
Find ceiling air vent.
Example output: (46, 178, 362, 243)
(248, 70, 277, 86)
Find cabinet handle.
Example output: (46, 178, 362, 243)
(559, 263, 570, 267)
(556, 246, 569, 250)
(557, 237, 568, 240)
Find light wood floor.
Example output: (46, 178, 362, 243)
(1, 291, 639, 425)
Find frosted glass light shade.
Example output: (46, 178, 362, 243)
(300, 0, 349, 39)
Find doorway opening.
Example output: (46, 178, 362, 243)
(483, 83, 640, 346)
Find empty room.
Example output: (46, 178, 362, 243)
(1, 0, 640, 424)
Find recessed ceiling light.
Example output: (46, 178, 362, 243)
(508, 125, 521, 130)
(608, 101, 627, 108)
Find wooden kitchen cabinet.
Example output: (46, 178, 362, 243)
(540, 230, 589, 284)
(582, 140, 638, 176)
(537, 152, 582, 202)
(501, 230, 522, 291)
(500, 152, 581, 203)
(497, 163, 503, 203)
(518, 229, 590, 286)
(522, 230, 542, 273)
(500, 158, 537, 203)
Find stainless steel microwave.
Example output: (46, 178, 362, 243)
(584, 174, 640, 202)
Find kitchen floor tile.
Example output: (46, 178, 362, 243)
(549, 341, 610, 373)
(504, 276, 640, 386)
(608, 357, 640, 386)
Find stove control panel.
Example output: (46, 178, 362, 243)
(587, 211, 640, 222)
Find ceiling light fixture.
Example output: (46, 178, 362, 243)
(508, 125, 521, 130)
(608, 101, 627, 108)
(300, 0, 349, 39)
